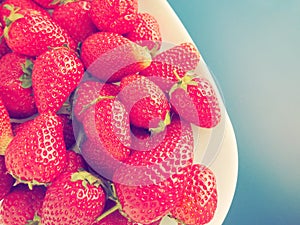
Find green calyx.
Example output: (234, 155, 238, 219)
(26, 214, 41, 225)
(169, 70, 198, 97)
(20, 59, 34, 89)
(79, 95, 115, 116)
(71, 170, 103, 189)
(149, 111, 171, 134)
(3, 4, 24, 39)
(11, 173, 49, 190)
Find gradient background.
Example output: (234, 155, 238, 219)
(167, 0, 300, 224)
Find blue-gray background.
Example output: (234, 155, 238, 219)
(167, 0, 300, 224)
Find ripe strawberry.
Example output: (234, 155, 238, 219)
(31, 0, 59, 9)
(125, 12, 162, 51)
(169, 76, 221, 128)
(63, 150, 88, 173)
(0, 97, 13, 155)
(90, 0, 138, 34)
(0, 155, 14, 200)
(119, 74, 170, 131)
(140, 42, 201, 92)
(94, 209, 161, 225)
(0, 25, 11, 58)
(3, 6, 76, 56)
(52, 0, 98, 45)
(0, 52, 37, 119)
(41, 171, 106, 225)
(5, 112, 67, 187)
(112, 115, 194, 224)
(32, 46, 84, 114)
(82, 97, 131, 169)
(58, 114, 76, 149)
(0, 184, 46, 225)
(170, 164, 218, 225)
(73, 80, 120, 123)
(80, 32, 151, 83)
(11, 119, 33, 135)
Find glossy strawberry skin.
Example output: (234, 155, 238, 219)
(0, 184, 46, 225)
(0, 155, 14, 200)
(140, 42, 200, 92)
(170, 164, 218, 225)
(170, 77, 221, 128)
(62, 150, 88, 173)
(90, 0, 138, 34)
(0, 26, 11, 58)
(80, 32, 151, 83)
(113, 115, 194, 224)
(52, 0, 98, 45)
(119, 74, 170, 130)
(5, 112, 67, 185)
(73, 80, 120, 123)
(4, 8, 76, 56)
(0, 52, 37, 118)
(126, 12, 162, 51)
(0, 97, 13, 155)
(41, 171, 106, 225)
(32, 47, 84, 114)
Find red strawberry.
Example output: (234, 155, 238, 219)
(41, 171, 106, 225)
(112, 115, 194, 224)
(0, 96, 13, 155)
(90, 0, 138, 34)
(0, 0, 46, 25)
(3, 6, 76, 56)
(31, 0, 59, 9)
(52, 0, 98, 45)
(5, 112, 67, 187)
(140, 42, 201, 92)
(0, 184, 46, 225)
(58, 114, 76, 149)
(11, 119, 33, 135)
(125, 12, 162, 51)
(73, 80, 120, 123)
(169, 76, 221, 128)
(0, 52, 37, 118)
(82, 96, 131, 178)
(80, 32, 151, 83)
(0, 25, 11, 58)
(170, 164, 218, 225)
(0, 155, 14, 200)
(94, 209, 161, 225)
(63, 150, 88, 173)
(32, 46, 84, 114)
(119, 74, 170, 131)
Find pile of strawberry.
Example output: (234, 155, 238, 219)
(0, 0, 222, 224)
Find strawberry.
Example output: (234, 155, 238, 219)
(0, 184, 46, 225)
(80, 32, 151, 83)
(73, 80, 120, 123)
(94, 209, 161, 225)
(0, 52, 37, 119)
(58, 114, 76, 149)
(140, 42, 201, 92)
(41, 171, 106, 225)
(0, 25, 11, 58)
(119, 74, 170, 131)
(11, 119, 33, 135)
(111, 115, 194, 224)
(90, 0, 138, 34)
(5, 112, 67, 187)
(52, 0, 98, 45)
(3, 6, 76, 56)
(63, 150, 88, 173)
(125, 12, 162, 51)
(82, 96, 131, 178)
(0, 96, 13, 155)
(32, 46, 84, 114)
(169, 76, 221, 128)
(170, 164, 218, 225)
(0, 155, 14, 200)
(31, 0, 59, 9)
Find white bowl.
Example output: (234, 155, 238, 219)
(139, 1, 238, 224)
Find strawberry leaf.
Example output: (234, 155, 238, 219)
(20, 59, 34, 89)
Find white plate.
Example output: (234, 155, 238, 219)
(139, 1, 238, 224)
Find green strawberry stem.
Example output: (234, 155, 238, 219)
(11, 175, 49, 190)
(3, 4, 24, 39)
(71, 170, 103, 189)
(78, 95, 115, 116)
(169, 70, 198, 97)
(95, 204, 120, 222)
(20, 59, 34, 89)
(149, 111, 171, 134)
(26, 214, 41, 225)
